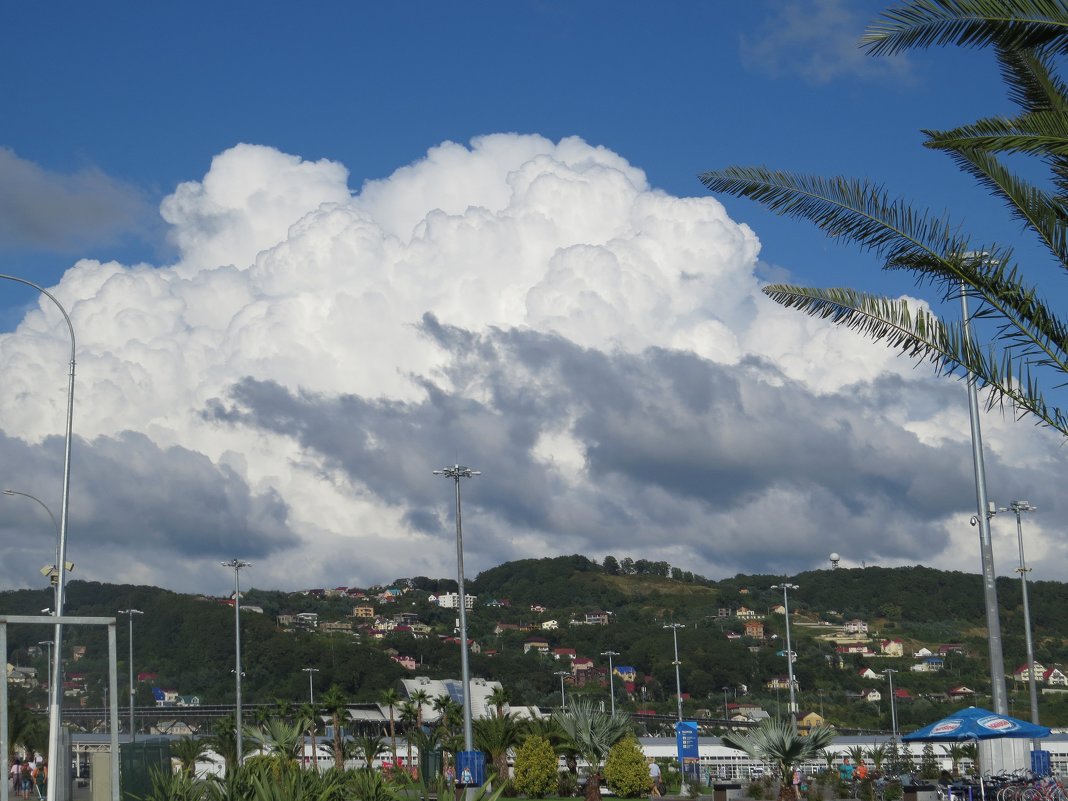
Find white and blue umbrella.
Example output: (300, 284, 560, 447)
(902, 706, 1050, 741)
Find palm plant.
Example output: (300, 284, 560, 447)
(399, 700, 419, 770)
(867, 743, 890, 775)
(246, 718, 305, 765)
(700, 1, 1068, 439)
(298, 702, 321, 772)
(553, 697, 634, 801)
(171, 736, 211, 776)
(319, 685, 349, 770)
(722, 716, 836, 801)
(409, 689, 431, 729)
(209, 716, 239, 775)
(488, 686, 510, 718)
(474, 712, 523, 785)
(379, 688, 400, 766)
(350, 733, 387, 770)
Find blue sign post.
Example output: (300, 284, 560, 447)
(676, 721, 700, 791)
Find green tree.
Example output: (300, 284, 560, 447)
(380, 688, 400, 766)
(319, 685, 348, 769)
(513, 735, 559, 798)
(170, 736, 211, 776)
(553, 697, 634, 801)
(700, 1, 1068, 438)
(351, 733, 387, 769)
(474, 712, 524, 785)
(603, 736, 652, 798)
(721, 716, 836, 801)
(488, 686, 511, 718)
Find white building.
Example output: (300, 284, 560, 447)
(437, 592, 476, 610)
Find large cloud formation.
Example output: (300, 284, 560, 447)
(0, 134, 1062, 594)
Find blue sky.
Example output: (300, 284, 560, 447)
(0, 1, 1062, 594)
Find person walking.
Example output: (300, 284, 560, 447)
(649, 759, 662, 798)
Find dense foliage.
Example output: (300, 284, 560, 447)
(511, 735, 559, 798)
(602, 736, 652, 798)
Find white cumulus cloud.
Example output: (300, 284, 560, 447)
(0, 134, 1062, 594)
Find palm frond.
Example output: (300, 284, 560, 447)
(996, 45, 1068, 113)
(698, 167, 966, 264)
(762, 284, 1068, 435)
(861, 0, 1068, 57)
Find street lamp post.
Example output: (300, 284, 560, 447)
(221, 559, 251, 763)
(554, 670, 569, 709)
(664, 623, 684, 722)
(771, 582, 799, 715)
(303, 667, 319, 705)
(433, 464, 480, 787)
(118, 609, 143, 740)
(883, 669, 898, 741)
(3, 490, 66, 611)
(0, 274, 77, 801)
(601, 651, 619, 716)
(722, 687, 730, 722)
(1001, 501, 1040, 736)
(960, 269, 1008, 715)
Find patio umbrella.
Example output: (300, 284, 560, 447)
(902, 706, 1050, 741)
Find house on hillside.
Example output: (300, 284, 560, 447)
(858, 667, 881, 680)
(523, 637, 550, 655)
(859, 688, 882, 703)
(584, 611, 611, 625)
(552, 648, 576, 661)
(744, 621, 764, 639)
(879, 639, 904, 657)
(1044, 668, 1068, 686)
(735, 607, 760, 620)
(844, 620, 868, 634)
(765, 676, 798, 691)
(1013, 662, 1046, 683)
(613, 665, 638, 682)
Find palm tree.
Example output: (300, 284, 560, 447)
(298, 702, 321, 772)
(399, 700, 419, 771)
(409, 689, 431, 729)
(722, 716, 836, 801)
(351, 733, 387, 770)
(474, 712, 523, 785)
(488, 686, 510, 718)
(867, 743, 890, 775)
(246, 718, 305, 766)
(210, 716, 239, 774)
(380, 688, 400, 766)
(553, 697, 634, 801)
(171, 736, 211, 776)
(319, 685, 349, 770)
(700, 1, 1068, 439)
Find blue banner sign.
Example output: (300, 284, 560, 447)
(676, 720, 699, 760)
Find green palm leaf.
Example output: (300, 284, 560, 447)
(861, 0, 1068, 57)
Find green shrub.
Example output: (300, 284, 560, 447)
(747, 780, 766, 800)
(513, 735, 559, 799)
(603, 737, 652, 798)
(558, 771, 580, 798)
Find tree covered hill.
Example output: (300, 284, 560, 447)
(3, 556, 1068, 728)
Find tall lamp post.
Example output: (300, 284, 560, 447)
(960, 268, 1008, 715)
(883, 669, 898, 741)
(664, 623, 685, 722)
(0, 273, 76, 801)
(601, 650, 619, 716)
(554, 670, 570, 709)
(721, 687, 730, 722)
(1001, 501, 1040, 735)
(3, 490, 66, 611)
(771, 582, 799, 715)
(302, 667, 319, 705)
(118, 608, 143, 740)
(433, 464, 479, 787)
(221, 559, 251, 763)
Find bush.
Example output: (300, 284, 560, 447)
(558, 771, 580, 798)
(513, 736, 559, 799)
(603, 737, 652, 798)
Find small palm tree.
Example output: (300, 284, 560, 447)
(319, 685, 349, 769)
(488, 686, 510, 718)
(868, 743, 889, 775)
(298, 702, 321, 772)
(351, 733, 387, 770)
(400, 700, 419, 770)
(380, 688, 401, 766)
(171, 736, 211, 776)
(847, 745, 868, 775)
(722, 716, 836, 801)
(474, 712, 523, 785)
(409, 689, 431, 729)
(553, 697, 634, 801)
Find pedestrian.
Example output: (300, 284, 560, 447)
(649, 759, 662, 798)
(792, 768, 802, 799)
(20, 762, 32, 799)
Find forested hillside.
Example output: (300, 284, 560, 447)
(4, 556, 1068, 729)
